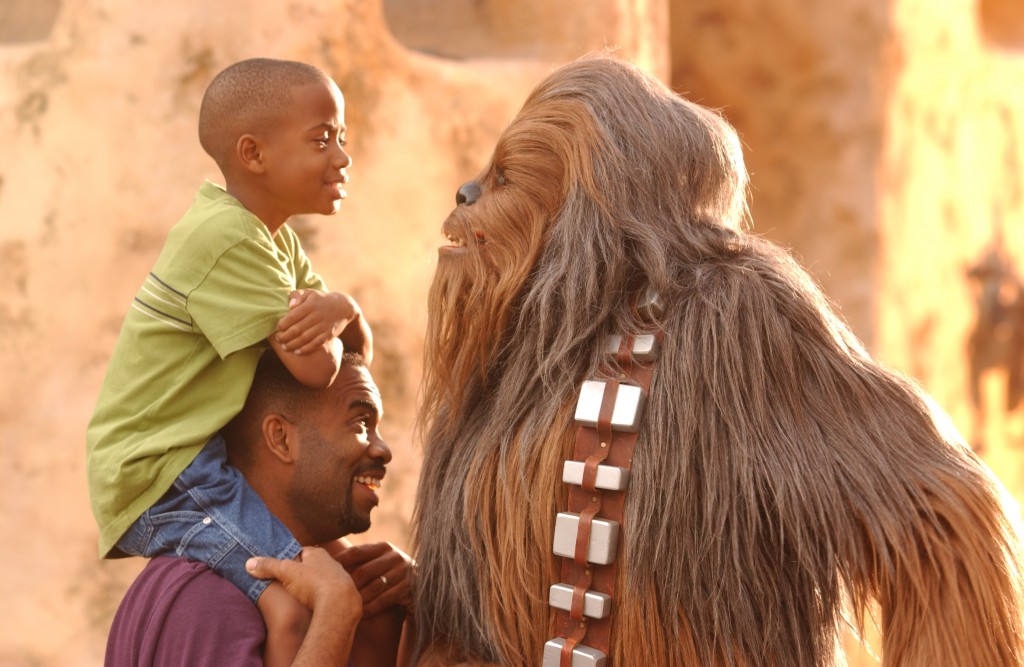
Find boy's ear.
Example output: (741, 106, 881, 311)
(237, 134, 267, 174)
(261, 413, 298, 464)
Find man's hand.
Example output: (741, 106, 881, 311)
(276, 290, 370, 358)
(325, 541, 415, 617)
(247, 548, 364, 665)
(246, 546, 362, 614)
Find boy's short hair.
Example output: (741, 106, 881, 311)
(198, 57, 332, 168)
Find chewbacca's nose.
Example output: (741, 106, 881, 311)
(456, 181, 481, 206)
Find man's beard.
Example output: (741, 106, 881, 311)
(287, 438, 371, 543)
(331, 478, 371, 537)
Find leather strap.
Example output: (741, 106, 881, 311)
(553, 333, 658, 665)
(571, 380, 617, 567)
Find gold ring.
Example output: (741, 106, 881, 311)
(380, 575, 388, 586)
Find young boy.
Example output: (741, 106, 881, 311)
(86, 58, 369, 666)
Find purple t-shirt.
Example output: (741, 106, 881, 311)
(105, 556, 265, 666)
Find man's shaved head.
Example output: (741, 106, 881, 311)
(198, 57, 332, 169)
(224, 351, 367, 466)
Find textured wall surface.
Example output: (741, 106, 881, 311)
(1, 0, 1022, 664)
(671, 0, 891, 343)
(878, 0, 1024, 495)
(670, 0, 1024, 534)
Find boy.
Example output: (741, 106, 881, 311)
(87, 58, 368, 666)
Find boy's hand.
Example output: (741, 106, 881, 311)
(276, 290, 371, 360)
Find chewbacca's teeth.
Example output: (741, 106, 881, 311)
(354, 475, 381, 490)
(446, 234, 465, 247)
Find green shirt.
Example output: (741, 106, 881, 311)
(86, 182, 327, 557)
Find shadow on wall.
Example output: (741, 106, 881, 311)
(382, 0, 615, 60)
(979, 0, 1024, 49)
(0, 0, 60, 44)
(967, 241, 1024, 451)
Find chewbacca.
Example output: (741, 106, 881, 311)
(412, 53, 1024, 666)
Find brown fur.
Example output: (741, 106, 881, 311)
(412, 53, 1024, 666)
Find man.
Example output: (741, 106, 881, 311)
(105, 352, 413, 666)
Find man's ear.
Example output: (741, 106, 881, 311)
(261, 413, 298, 464)
(237, 134, 267, 174)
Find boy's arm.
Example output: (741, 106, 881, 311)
(276, 290, 373, 364)
(246, 548, 362, 667)
(325, 540, 414, 666)
(268, 333, 342, 389)
(340, 308, 373, 365)
(351, 607, 406, 667)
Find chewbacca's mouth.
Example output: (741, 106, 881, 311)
(442, 230, 487, 252)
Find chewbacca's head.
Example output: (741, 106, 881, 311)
(425, 52, 749, 420)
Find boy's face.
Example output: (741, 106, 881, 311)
(260, 79, 351, 220)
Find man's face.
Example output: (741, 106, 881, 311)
(286, 364, 390, 544)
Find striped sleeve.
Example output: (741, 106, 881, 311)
(131, 273, 193, 332)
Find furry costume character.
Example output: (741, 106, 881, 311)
(412, 53, 1024, 666)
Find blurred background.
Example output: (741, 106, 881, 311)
(2, 0, 1023, 664)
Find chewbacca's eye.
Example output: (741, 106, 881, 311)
(496, 170, 507, 187)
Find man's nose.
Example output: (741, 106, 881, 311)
(455, 181, 480, 206)
(369, 435, 392, 464)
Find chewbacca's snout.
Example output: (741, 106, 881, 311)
(455, 181, 481, 206)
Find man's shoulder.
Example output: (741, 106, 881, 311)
(132, 556, 250, 604)
(106, 557, 265, 667)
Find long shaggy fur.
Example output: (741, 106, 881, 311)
(412, 53, 1024, 666)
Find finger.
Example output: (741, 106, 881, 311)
(276, 310, 311, 339)
(288, 289, 310, 308)
(334, 542, 391, 569)
(275, 324, 311, 349)
(354, 557, 415, 613)
(293, 332, 331, 355)
(276, 310, 298, 334)
(349, 551, 405, 590)
(276, 319, 324, 350)
(278, 311, 324, 342)
(363, 572, 414, 616)
(363, 561, 407, 591)
(277, 292, 326, 334)
(360, 569, 401, 608)
(276, 304, 317, 336)
(246, 555, 290, 581)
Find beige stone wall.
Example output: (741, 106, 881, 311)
(670, 0, 1024, 510)
(878, 0, 1024, 496)
(0, 1, 663, 664)
(670, 0, 891, 344)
